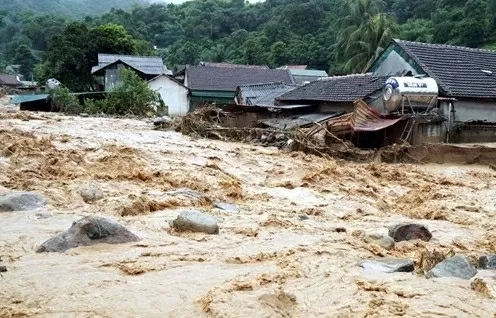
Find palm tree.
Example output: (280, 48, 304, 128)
(335, 0, 398, 73)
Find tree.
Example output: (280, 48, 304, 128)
(335, 0, 398, 72)
(269, 41, 288, 67)
(13, 44, 36, 78)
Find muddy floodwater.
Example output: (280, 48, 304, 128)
(1, 101, 495, 317)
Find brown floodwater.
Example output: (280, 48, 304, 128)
(1, 99, 495, 317)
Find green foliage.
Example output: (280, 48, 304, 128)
(85, 67, 162, 116)
(13, 44, 36, 78)
(49, 86, 83, 114)
(3, 0, 496, 79)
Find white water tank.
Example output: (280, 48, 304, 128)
(383, 77, 438, 112)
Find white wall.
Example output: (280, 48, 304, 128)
(148, 76, 189, 117)
(452, 99, 496, 122)
(373, 50, 418, 76)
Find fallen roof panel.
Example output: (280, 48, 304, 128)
(259, 112, 341, 130)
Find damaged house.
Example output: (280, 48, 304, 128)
(369, 39, 496, 143)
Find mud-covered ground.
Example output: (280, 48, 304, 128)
(1, 99, 495, 317)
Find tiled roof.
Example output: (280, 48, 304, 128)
(91, 54, 171, 75)
(0, 74, 22, 86)
(236, 82, 297, 106)
(186, 66, 295, 92)
(393, 39, 496, 98)
(199, 62, 269, 69)
(277, 73, 388, 102)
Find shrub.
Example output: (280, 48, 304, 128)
(49, 86, 83, 114)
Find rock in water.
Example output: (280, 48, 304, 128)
(364, 233, 395, 250)
(37, 216, 139, 253)
(79, 182, 104, 203)
(0, 192, 46, 212)
(215, 202, 239, 213)
(170, 210, 219, 234)
(0, 265, 6, 272)
(478, 255, 496, 269)
(359, 258, 414, 273)
(153, 116, 172, 126)
(388, 223, 432, 242)
(426, 255, 477, 279)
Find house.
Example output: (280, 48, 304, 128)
(180, 65, 295, 108)
(0, 74, 22, 89)
(235, 82, 297, 106)
(148, 75, 190, 117)
(276, 73, 388, 113)
(369, 39, 496, 143)
(91, 54, 172, 91)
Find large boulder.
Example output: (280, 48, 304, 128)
(37, 216, 139, 253)
(169, 210, 219, 234)
(426, 255, 477, 280)
(358, 258, 414, 273)
(78, 182, 104, 203)
(388, 223, 432, 242)
(0, 192, 46, 212)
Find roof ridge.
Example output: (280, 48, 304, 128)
(98, 53, 163, 59)
(394, 39, 496, 54)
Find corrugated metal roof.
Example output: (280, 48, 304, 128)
(289, 69, 328, 77)
(237, 82, 298, 106)
(259, 112, 340, 130)
(10, 94, 49, 104)
(91, 54, 171, 75)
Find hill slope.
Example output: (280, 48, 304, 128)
(0, 0, 150, 18)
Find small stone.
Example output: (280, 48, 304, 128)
(298, 215, 309, 221)
(388, 223, 432, 242)
(170, 210, 219, 234)
(426, 255, 477, 280)
(35, 211, 53, 219)
(471, 274, 496, 298)
(78, 182, 104, 203)
(478, 255, 496, 269)
(364, 233, 395, 250)
(0, 265, 6, 272)
(153, 116, 172, 126)
(0, 192, 46, 212)
(37, 216, 139, 253)
(215, 202, 239, 213)
(358, 258, 414, 273)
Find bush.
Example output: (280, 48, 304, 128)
(88, 67, 163, 116)
(49, 86, 83, 114)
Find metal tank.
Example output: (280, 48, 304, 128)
(383, 77, 438, 113)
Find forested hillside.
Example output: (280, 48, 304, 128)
(2, 0, 496, 90)
(0, 0, 149, 18)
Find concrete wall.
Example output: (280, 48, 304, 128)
(451, 124, 496, 143)
(373, 50, 418, 76)
(148, 76, 189, 117)
(452, 99, 496, 122)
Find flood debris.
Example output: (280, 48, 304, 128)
(37, 216, 140, 253)
(364, 233, 395, 250)
(78, 182, 104, 203)
(169, 210, 219, 234)
(478, 255, 496, 269)
(0, 191, 46, 212)
(214, 202, 239, 213)
(471, 272, 496, 298)
(359, 258, 415, 273)
(426, 255, 477, 279)
(388, 223, 432, 242)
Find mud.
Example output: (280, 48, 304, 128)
(1, 103, 496, 317)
